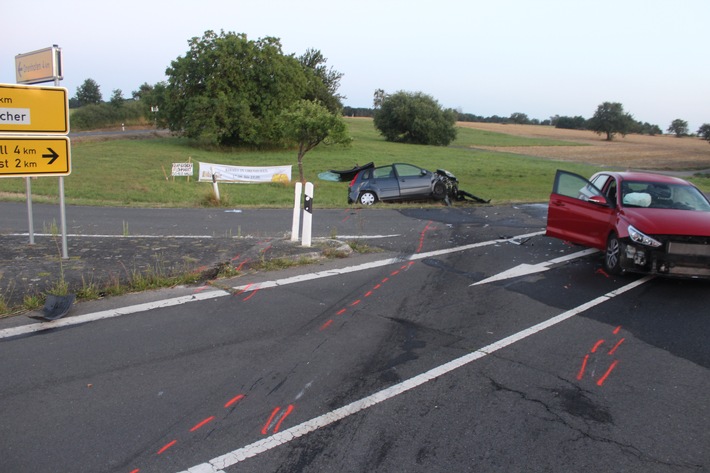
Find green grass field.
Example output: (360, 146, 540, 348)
(0, 119, 610, 208)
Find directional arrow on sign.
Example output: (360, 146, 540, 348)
(0, 136, 70, 177)
(42, 148, 59, 164)
(471, 248, 599, 286)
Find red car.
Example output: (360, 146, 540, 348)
(546, 170, 710, 278)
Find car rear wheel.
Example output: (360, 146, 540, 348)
(359, 191, 377, 205)
(604, 233, 623, 275)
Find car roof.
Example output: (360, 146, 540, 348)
(594, 171, 691, 186)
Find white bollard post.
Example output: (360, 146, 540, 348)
(302, 182, 314, 247)
(291, 182, 303, 242)
(212, 174, 220, 202)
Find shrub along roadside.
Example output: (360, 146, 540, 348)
(70, 101, 148, 130)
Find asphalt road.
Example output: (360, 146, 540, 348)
(0, 204, 708, 473)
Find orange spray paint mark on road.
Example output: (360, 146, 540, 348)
(576, 354, 589, 380)
(235, 260, 250, 271)
(608, 338, 625, 355)
(243, 288, 260, 301)
(349, 299, 361, 307)
(416, 221, 434, 253)
(224, 394, 245, 408)
(320, 319, 333, 331)
(613, 325, 622, 335)
(336, 308, 347, 316)
(273, 404, 295, 433)
(157, 440, 177, 455)
(190, 416, 216, 432)
(235, 283, 252, 295)
(591, 339, 605, 353)
(596, 360, 619, 386)
(262, 407, 282, 435)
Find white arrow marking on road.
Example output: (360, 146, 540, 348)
(471, 248, 599, 286)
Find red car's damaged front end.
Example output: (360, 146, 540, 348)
(546, 170, 710, 278)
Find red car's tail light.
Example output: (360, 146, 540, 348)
(349, 172, 360, 187)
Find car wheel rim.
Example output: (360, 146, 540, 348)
(361, 193, 375, 205)
(606, 238, 619, 269)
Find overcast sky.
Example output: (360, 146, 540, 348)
(3, 0, 709, 131)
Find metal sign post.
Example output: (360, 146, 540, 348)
(2, 45, 70, 258)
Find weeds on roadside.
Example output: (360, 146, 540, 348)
(201, 189, 232, 207)
(0, 237, 374, 317)
(348, 240, 382, 254)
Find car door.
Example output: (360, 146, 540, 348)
(370, 165, 400, 200)
(394, 163, 432, 198)
(546, 170, 615, 250)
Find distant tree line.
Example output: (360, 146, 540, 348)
(68, 44, 710, 147)
(345, 105, 666, 138)
(69, 78, 147, 130)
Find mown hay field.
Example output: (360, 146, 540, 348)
(458, 122, 710, 173)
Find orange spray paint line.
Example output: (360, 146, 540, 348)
(243, 288, 259, 301)
(320, 319, 334, 331)
(273, 404, 295, 433)
(608, 338, 625, 355)
(596, 360, 619, 386)
(591, 339, 605, 353)
(190, 416, 216, 432)
(224, 394, 245, 408)
(261, 407, 281, 435)
(576, 354, 589, 380)
(157, 440, 177, 455)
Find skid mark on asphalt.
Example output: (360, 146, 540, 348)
(178, 277, 653, 473)
(126, 221, 435, 472)
(128, 392, 247, 472)
(2, 227, 553, 472)
(316, 220, 433, 332)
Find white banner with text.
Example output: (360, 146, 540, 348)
(198, 162, 292, 183)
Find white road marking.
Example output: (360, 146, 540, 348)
(8, 233, 401, 240)
(471, 248, 599, 286)
(0, 231, 544, 340)
(177, 276, 653, 473)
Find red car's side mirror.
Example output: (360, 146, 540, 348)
(587, 195, 608, 206)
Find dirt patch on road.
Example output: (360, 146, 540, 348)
(458, 122, 710, 172)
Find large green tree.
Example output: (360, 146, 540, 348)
(587, 102, 634, 141)
(279, 100, 351, 182)
(698, 124, 710, 144)
(373, 91, 457, 146)
(74, 78, 102, 106)
(298, 49, 344, 114)
(667, 118, 689, 137)
(163, 30, 323, 146)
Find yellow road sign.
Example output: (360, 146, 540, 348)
(0, 83, 69, 134)
(15, 46, 63, 84)
(0, 136, 71, 177)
